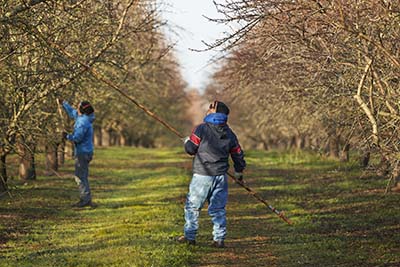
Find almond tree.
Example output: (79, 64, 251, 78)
(206, 0, 400, 186)
(0, 0, 189, 192)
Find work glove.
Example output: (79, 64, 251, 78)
(56, 98, 64, 105)
(181, 136, 190, 144)
(234, 172, 244, 182)
(62, 131, 68, 140)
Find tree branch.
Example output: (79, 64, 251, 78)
(2, 0, 48, 21)
(353, 59, 378, 145)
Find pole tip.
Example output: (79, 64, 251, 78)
(279, 211, 293, 225)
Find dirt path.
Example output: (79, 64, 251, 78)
(186, 89, 207, 127)
(188, 174, 281, 267)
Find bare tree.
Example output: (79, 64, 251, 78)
(206, 0, 400, 186)
(0, 0, 189, 191)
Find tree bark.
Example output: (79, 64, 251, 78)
(353, 59, 379, 145)
(18, 143, 36, 180)
(114, 132, 120, 146)
(311, 138, 320, 150)
(101, 128, 111, 146)
(328, 135, 340, 158)
(94, 126, 102, 146)
(339, 143, 350, 162)
(359, 151, 370, 168)
(296, 135, 305, 150)
(377, 156, 390, 177)
(45, 143, 58, 175)
(120, 134, 127, 146)
(0, 152, 7, 192)
(287, 136, 296, 150)
(65, 141, 74, 159)
(58, 141, 65, 166)
(390, 163, 400, 191)
(303, 136, 311, 149)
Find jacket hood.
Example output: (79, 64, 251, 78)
(204, 113, 228, 139)
(84, 113, 95, 123)
(203, 113, 228, 125)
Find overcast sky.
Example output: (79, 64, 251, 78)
(160, 0, 228, 92)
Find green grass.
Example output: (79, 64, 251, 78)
(1, 148, 399, 266)
(0, 147, 193, 267)
(193, 150, 400, 267)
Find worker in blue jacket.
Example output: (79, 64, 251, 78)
(178, 101, 246, 248)
(59, 99, 95, 208)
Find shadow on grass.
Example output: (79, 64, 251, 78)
(194, 152, 400, 267)
(2, 148, 399, 267)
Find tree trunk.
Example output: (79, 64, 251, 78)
(58, 141, 65, 166)
(328, 135, 340, 158)
(296, 135, 305, 150)
(340, 144, 350, 162)
(101, 128, 111, 146)
(65, 141, 74, 159)
(18, 144, 36, 180)
(45, 143, 58, 175)
(377, 156, 390, 177)
(94, 126, 102, 146)
(262, 141, 269, 150)
(359, 151, 370, 168)
(120, 134, 127, 146)
(277, 139, 286, 150)
(303, 136, 311, 149)
(287, 136, 296, 150)
(114, 132, 121, 146)
(0, 152, 7, 192)
(256, 142, 264, 150)
(311, 137, 320, 150)
(390, 163, 400, 191)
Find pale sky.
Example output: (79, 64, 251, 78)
(160, 0, 228, 92)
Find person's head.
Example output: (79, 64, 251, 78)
(207, 100, 230, 115)
(77, 101, 94, 115)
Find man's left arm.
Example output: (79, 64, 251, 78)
(230, 133, 246, 176)
(67, 122, 87, 143)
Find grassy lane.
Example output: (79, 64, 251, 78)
(1, 148, 399, 266)
(194, 151, 400, 267)
(0, 147, 194, 267)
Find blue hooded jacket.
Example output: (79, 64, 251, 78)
(62, 101, 94, 155)
(185, 113, 246, 176)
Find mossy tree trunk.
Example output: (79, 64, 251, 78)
(45, 143, 58, 175)
(18, 143, 36, 180)
(0, 152, 7, 192)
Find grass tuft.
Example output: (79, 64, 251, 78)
(1, 148, 399, 266)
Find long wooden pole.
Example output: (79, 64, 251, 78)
(51, 42, 293, 225)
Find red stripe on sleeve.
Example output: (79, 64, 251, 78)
(190, 134, 201, 146)
(230, 145, 242, 154)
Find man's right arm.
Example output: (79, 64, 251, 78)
(184, 124, 203, 155)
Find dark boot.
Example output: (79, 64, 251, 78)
(212, 240, 225, 248)
(176, 236, 196, 245)
(71, 200, 95, 208)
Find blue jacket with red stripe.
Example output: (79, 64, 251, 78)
(185, 113, 246, 176)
